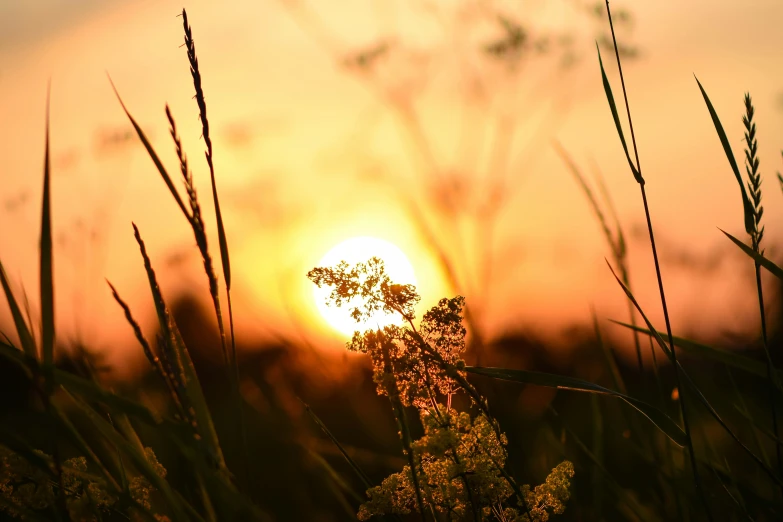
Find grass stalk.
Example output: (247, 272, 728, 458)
(34, 83, 68, 519)
(741, 92, 783, 490)
(598, 2, 709, 516)
(179, 8, 247, 480)
(607, 261, 783, 489)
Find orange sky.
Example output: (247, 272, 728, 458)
(2, 0, 783, 370)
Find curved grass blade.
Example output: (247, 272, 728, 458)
(107, 76, 190, 220)
(596, 44, 642, 184)
(300, 398, 374, 490)
(306, 449, 365, 512)
(466, 366, 687, 446)
(612, 320, 783, 387)
(0, 261, 36, 358)
(607, 261, 783, 486)
(695, 77, 755, 234)
(721, 228, 783, 280)
(308, 449, 364, 504)
(40, 83, 54, 371)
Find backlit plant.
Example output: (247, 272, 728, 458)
(3, 1, 783, 520)
(308, 258, 575, 521)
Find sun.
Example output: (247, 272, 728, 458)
(313, 236, 417, 337)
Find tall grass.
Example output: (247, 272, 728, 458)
(591, 5, 710, 516)
(1, 3, 783, 521)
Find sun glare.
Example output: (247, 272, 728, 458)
(313, 236, 417, 337)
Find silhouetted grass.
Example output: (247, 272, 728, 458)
(2, 3, 783, 521)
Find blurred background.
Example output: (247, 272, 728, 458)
(3, 0, 783, 519)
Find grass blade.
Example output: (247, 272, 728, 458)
(721, 228, 783, 280)
(107, 76, 190, 220)
(695, 77, 755, 234)
(606, 261, 783, 486)
(40, 83, 54, 370)
(612, 320, 783, 388)
(466, 366, 687, 446)
(132, 223, 227, 471)
(596, 44, 642, 184)
(107, 279, 188, 420)
(0, 261, 37, 358)
(169, 316, 227, 470)
(178, 11, 246, 477)
(306, 448, 365, 506)
(300, 398, 374, 490)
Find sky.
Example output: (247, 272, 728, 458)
(1, 0, 783, 371)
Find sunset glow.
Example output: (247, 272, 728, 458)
(312, 236, 417, 337)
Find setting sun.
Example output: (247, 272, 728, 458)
(313, 236, 417, 337)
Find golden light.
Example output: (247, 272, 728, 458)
(313, 236, 417, 337)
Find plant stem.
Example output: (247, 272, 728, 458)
(754, 263, 783, 493)
(640, 186, 709, 518)
(604, 1, 711, 517)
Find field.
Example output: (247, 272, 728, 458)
(1, 2, 783, 521)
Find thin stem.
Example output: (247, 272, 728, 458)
(604, 0, 711, 517)
(640, 186, 708, 518)
(226, 293, 250, 489)
(743, 89, 783, 494)
(755, 264, 783, 491)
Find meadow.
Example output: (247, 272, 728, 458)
(1, 2, 783, 520)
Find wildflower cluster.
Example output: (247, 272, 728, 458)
(0, 444, 170, 521)
(310, 258, 468, 409)
(129, 447, 168, 512)
(308, 257, 420, 324)
(358, 407, 512, 520)
(519, 461, 575, 522)
(308, 259, 573, 520)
